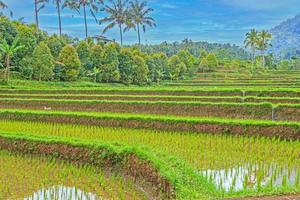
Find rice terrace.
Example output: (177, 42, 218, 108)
(0, 0, 300, 199)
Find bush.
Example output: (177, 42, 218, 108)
(32, 42, 54, 81)
(58, 45, 81, 81)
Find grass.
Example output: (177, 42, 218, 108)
(0, 120, 299, 198)
(3, 94, 300, 104)
(0, 131, 218, 200)
(0, 150, 146, 199)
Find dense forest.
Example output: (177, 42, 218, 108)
(139, 39, 250, 60)
(0, 0, 299, 86)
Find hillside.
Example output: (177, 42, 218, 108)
(270, 14, 300, 59)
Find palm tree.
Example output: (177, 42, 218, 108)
(63, 0, 103, 39)
(34, 0, 49, 29)
(127, 0, 155, 45)
(0, 1, 13, 17)
(244, 29, 259, 71)
(0, 39, 24, 83)
(258, 30, 272, 67)
(100, 0, 129, 46)
(53, 0, 63, 36)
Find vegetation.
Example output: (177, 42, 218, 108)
(1, 1, 300, 200)
(0, 150, 145, 199)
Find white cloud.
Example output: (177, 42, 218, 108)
(220, 0, 300, 10)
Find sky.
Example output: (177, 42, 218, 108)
(3, 0, 300, 45)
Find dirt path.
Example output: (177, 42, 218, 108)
(229, 194, 300, 200)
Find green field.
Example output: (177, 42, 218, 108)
(1, 71, 300, 199)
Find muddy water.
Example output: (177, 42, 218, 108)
(201, 163, 299, 192)
(24, 185, 101, 200)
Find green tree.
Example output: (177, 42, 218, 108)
(199, 49, 208, 62)
(76, 40, 91, 70)
(0, 39, 24, 83)
(32, 42, 54, 81)
(178, 50, 197, 77)
(58, 44, 81, 81)
(100, 0, 129, 46)
(63, 0, 103, 38)
(127, 0, 155, 45)
(118, 48, 134, 84)
(206, 53, 218, 71)
(257, 30, 272, 67)
(90, 44, 103, 82)
(0, 16, 17, 45)
(14, 24, 38, 65)
(244, 29, 259, 71)
(132, 55, 149, 85)
(199, 57, 208, 78)
(100, 43, 120, 82)
(46, 34, 65, 58)
(167, 55, 186, 81)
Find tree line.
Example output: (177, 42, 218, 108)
(0, 0, 155, 45)
(0, 16, 225, 84)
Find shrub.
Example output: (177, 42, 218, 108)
(32, 42, 54, 81)
(58, 45, 81, 81)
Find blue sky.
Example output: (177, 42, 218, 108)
(3, 0, 300, 45)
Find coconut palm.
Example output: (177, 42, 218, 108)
(34, 0, 49, 28)
(127, 0, 155, 45)
(63, 0, 103, 39)
(100, 0, 129, 46)
(0, 1, 13, 17)
(0, 39, 24, 83)
(244, 29, 259, 71)
(257, 30, 272, 67)
(52, 0, 63, 36)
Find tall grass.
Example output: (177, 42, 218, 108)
(0, 150, 145, 199)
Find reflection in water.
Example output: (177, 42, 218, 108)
(201, 163, 299, 192)
(24, 185, 101, 200)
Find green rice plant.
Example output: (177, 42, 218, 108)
(0, 150, 146, 199)
(0, 120, 299, 198)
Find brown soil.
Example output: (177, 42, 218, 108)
(0, 89, 242, 96)
(0, 100, 273, 120)
(1, 112, 299, 140)
(0, 137, 174, 199)
(0, 94, 244, 103)
(275, 106, 300, 121)
(228, 194, 300, 200)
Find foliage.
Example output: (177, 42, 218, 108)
(127, 0, 156, 45)
(0, 16, 17, 45)
(14, 24, 38, 65)
(167, 55, 187, 81)
(46, 34, 65, 58)
(118, 48, 135, 84)
(32, 42, 54, 81)
(58, 45, 81, 81)
(76, 40, 91, 70)
(132, 55, 149, 85)
(206, 53, 218, 71)
(99, 43, 120, 82)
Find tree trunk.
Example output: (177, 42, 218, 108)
(83, 4, 88, 39)
(262, 50, 265, 67)
(137, 23, 141, 45)
(251, 46, 255, 72)
(35, 0, 39, 28)
(57, 0, 62, 36)
(5, 56, 10, 83)
(39, 68, 42, 81)
(119, 24, 123, 46)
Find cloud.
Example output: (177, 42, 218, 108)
(220, 0, 300, 10)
